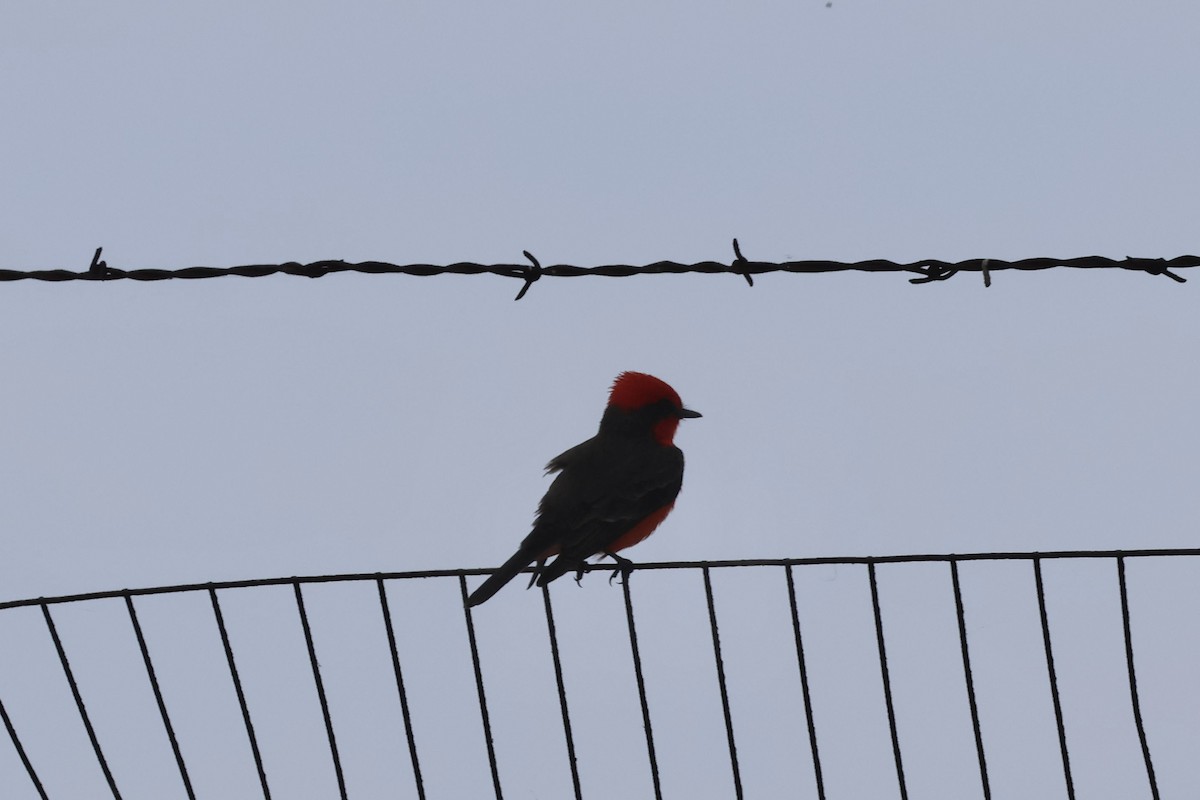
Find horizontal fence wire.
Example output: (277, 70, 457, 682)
(0, 245, 1194, 297)
(4, 547, 1196, 612)
(0, 547, 1190, 799)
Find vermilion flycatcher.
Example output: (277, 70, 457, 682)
(467, 372, 700, 607)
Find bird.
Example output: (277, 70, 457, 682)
(466, 372, 700, 607)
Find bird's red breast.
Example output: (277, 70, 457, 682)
(604, 501, 676, 553)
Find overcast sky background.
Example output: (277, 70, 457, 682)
(2, 2, 1198, 798)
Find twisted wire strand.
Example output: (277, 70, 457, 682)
(1, 244, 1191, 298)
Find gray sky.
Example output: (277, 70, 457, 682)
(2, 2, 1198, 798)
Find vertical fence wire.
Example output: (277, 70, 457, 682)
(949, 560, 991, 800)
(209, 587, 272, 800)
(867, 563, 909, 800)
(376, 578, 427, 800)
(0, 692, 48, 800)
(540, 584, 583, 800)
(1033, 558, 1076, 800)
(784, 565, 826, 800)
(1116, 557, 1160, 800)
(124, 595, 196, 800)
(293, 583, 348, 800)
(460, 575, 504, 800)
(40, 602, 123, 800)
(620, 575, 664, 800)
(702, 566, 744, 799)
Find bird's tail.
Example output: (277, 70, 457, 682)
(533, 554, 576, 587)
(466, 546, 541, 607)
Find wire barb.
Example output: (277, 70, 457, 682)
(731, 238, 754, 287)
(87, 247, 109, 279)
(909, 262, 959, 284)
(1129, 256, 1185, 283)
(514, 250, 542, 300)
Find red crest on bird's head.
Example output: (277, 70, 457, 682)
(605, 372, 701, 445)
(607, 371, 684, 412)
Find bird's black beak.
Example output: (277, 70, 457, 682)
(679, 407, 702, 419)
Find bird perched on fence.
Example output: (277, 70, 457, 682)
(466, 372, 701, 607)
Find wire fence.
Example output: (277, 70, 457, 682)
(1, 245, 1194, 297)
(1, 548, 1196, 799)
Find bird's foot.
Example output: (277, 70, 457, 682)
(525, 559, 546, 590)
(573, 562, 587, 586)
(604, 552, 635, 586)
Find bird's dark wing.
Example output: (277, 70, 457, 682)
(530, 437, 684, 585)
(544, 437, 594, 474)
(468, 435, 685, 605)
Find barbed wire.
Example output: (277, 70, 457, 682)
(1, 244, 1192, 299)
